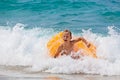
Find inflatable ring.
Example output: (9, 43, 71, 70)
(47, 32, 97, 58)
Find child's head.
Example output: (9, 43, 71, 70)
(62, 30, 72, 42)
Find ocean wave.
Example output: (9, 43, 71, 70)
(0, 23, 120, 75)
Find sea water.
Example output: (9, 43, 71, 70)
(0, 0, 120, 76)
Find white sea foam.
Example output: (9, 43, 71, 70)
(0, 23, 120, 75)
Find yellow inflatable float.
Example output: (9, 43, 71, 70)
(47, 32, 97, 58)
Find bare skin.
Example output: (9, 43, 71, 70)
(54, 30, 90, 58)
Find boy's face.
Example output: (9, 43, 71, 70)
(62, 32, 72, 42)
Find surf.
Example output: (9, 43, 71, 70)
(0, 23, 120, 75)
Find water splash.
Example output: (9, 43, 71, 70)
(0, 24, 120, 75)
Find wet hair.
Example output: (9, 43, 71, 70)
(63, 29, 72, 37)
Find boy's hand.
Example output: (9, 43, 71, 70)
(71, 55, 80, 59)
(87, 43, 91, 48)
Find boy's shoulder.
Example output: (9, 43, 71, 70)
(70, 40, 76, 45)
(71, 39, 77, 42)
(59, 43, 64, 48)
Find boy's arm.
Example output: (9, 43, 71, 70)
(54, 45, 62, 58)
(73, 37, 90, 47)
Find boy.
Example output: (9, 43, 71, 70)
(54, 30, 90, 59)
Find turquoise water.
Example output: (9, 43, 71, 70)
(0, 0, 120, 33)
(0, 0, 120, 75)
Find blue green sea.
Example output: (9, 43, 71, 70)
(0, 0, 120, 33)
(0, 0, 120, 76)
